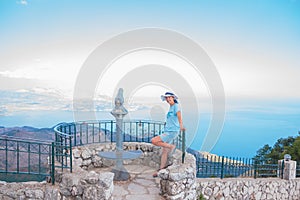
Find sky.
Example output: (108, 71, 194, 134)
(0, 0, 300, 156)
(1, 1, 300, 99)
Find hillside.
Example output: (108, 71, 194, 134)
(0, 126, 54, 142)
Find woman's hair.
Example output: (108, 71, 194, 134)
(165, 92, 178, 103)
(162, 92, 179, 104)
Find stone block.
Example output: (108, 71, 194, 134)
(82, 186, 105, 200)
(73, 148, 81, 159)
(81, 149, 92, 159)
(284, 160, 296, 180)
(24, 189, 44, 199)
(81, 158, 92, 167)
(60, 173, 81, 187)
(98, 172, 114, 188)
(278, 159, 297, 180)
(92, 155, 103, 167)
(84, 171, 99, 184)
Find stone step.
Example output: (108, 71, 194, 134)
(94, 165, 165, 200)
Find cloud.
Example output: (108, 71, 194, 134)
(0, 75, 38, 90)
(0, 57, 80, 91)
(0, 68, 44, 80)
(17, 0, 28, 5)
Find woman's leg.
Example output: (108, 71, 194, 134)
(152, 135, 176, 154)
(160, 147, 169, 169)
(151, 135, 170, 148)
(152, 136, 176, 171)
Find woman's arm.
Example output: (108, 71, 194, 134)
(177, 111, 185, 131)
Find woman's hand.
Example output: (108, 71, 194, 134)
(180, 124, 186, 132)
(177, 111, 185, 131)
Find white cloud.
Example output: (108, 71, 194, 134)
(207, 46, 300, 99)
(17, 0, 28, 5)
(0, 58, 81, 91)
(97, 49, 209, 98)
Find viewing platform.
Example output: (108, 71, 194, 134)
(2, 120, 300, 199)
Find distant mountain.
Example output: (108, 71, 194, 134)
(0, 126, 54, 141)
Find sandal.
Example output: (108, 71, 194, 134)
(152, 163, 173, 177)
(162, 163, 173, 169)
(152, 171, 158, 178)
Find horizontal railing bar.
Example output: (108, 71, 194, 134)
(0, 136, 53, 145)
(0, 171, 49, 176)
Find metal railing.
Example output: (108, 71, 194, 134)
(0, 135, 74, 184)
(53, 120, 187, 168)
(0, 136, 52, 182)
(53, 128, 73, 172)
(0, 120, 186, 184)
(54, 120, 166, 145)
(196, 155, 286, 179)
(4, 122, 300, 182)
(297, 164, 300, 177)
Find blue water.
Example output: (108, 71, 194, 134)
(208, 111, 299, 158)
(1, 101, 299, 159)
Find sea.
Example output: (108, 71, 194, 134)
(0, 100, 299, 159)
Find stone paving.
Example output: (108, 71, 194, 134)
(96, 165, 165, 200)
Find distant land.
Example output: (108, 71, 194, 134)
(0, 126, 249, 179)
(0, 125, 203, 157)
(0, 125, 230, 161)
(1, 98, 299, 159)
(0, 126, 54, 142)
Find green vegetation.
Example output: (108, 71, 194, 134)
(254, 133, 300, 161)
(197, 193, 206, 200)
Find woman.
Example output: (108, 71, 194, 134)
(151, 92, 185, 177)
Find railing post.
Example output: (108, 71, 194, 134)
(129, 122, 132, 142)
(38, 144, 41, 174)
(281, 159, 285, 179)
(68, 124, 71, 136)
(17, 141, 19, 173)
(74, 124, 77, 146)
(28, 143, 31, 173)
(142, 122, 145, 142)
(147, 122, 150, 142)
(181, 130, 186, 164)
(51, 142, 55, 185)
(221, 156, 225, 179)
(92, 123, 95, 143)
(136, 122, 138, 142)
(254, 159, 257, 179)
(69, 136, 72, 173)
(5, 138, 8, 173)
(80, 124, 83, 145)
(110, 120, 113, 143)
(86, 123, 88, 144)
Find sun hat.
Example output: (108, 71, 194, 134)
(161, 92, 178, 101)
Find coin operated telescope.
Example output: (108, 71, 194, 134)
(99, 88, 142, 181)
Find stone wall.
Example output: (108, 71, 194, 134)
(0, 181, 47, 199)
(0, 170, 114, 200)
(72, 142, 197, 200)
(72, 142, 165, 171)
(0, 142, 172, 200)
(58, 170, 114, 200)
(197, 178, 300, 200)
(158, 152, 197, 200)
(3, 142, 300, 200)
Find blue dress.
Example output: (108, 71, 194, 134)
(160, 103, 180, 143)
